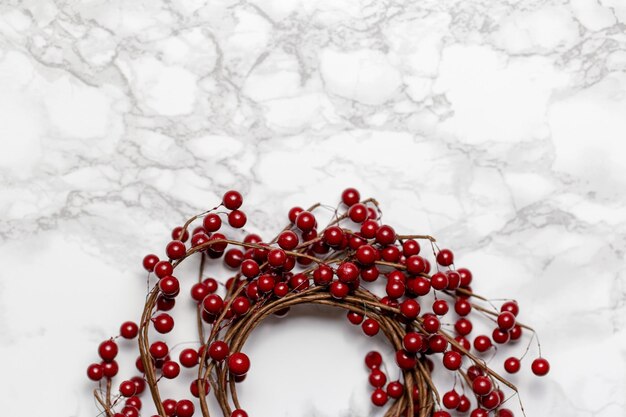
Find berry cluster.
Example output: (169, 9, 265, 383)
(87, 189, 548, 417)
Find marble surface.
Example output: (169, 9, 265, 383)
(1, 0, 625, 416)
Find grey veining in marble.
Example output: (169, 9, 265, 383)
(0, 0, 625, 416)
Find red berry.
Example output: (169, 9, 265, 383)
(203, 294, 224, 315)
(348, 203, 368, 223)
(162, 399, 177, 416)
(411, 277, 431, 296)
(161, 361, 180, 379)
(471, 409, 489, 417)
(120, 380, 136, 397)
(120, 321, 139, 339)
(492, 328, 510, 344)
(341, 188, 360, 206)
(472, 376, 493, 396)
(142, 254, 159, 272)
(443, 351, 462, 370)
(446, 270, 460, 289)
(209, 341, 230, 361)
(257, 274, 275, 293)
(288, 207, 303, 223)
(365, 351, 382, 369)
(457, 395, 471, 412)
(443, 390, 461, 409)
(190, 378, 210, 398)
(228, 352, 250, 376)
(375, 225, 396, 245)
(403, 332, 423, 353)
(433, 412, 451, 417)
(362, 318, 380, 336)
(402, 240, 420, 256)
(504, 357, 520, 374)
(159, 276, 180, 297)
(240, 259, 260, 278)
(150, 341, 169, 359)
(347, 311, 364, 325)
(360, 220, 379, 239)
(509, 325, 523, 341)
(458, 267, 473, 287)
(231, 410, 248, 417)
(369, 369, 387, 388)
(361, 265, 380, 282)
(190, 283, 210, 303)
(422, 314, 440, 333)
(455, 318, 473, 336)
(385, 280, 405, 298)
(531, 358, 550, 376)
(153, 313, 175, 333)
(395, 349, 416, 370)
(428, 334, 448, 353)
(98, 340, 118, 362)
(473, 335, 492, 352)
(467, 365, 485, 381)
(406, 255, 426, 275)
(166, 240, 186, 260)
(371, 388, 388, 407)
(400, 299, 421, 319)
(223, 190, 243, 210)
(232, 296, 250, 315)
(323, 226, 344, 247)
(330, 281, 349, 299)
(433, 299, 449, 316)
(176, 399, 195, 417)
(203, 213, 222, 232)
(102, 361, 119, 378)
(179, 349, 199, 368)
(277, 231, 299, 250)
(480, 391, 501, 410)
(87, 363, 103, 381)
(313, 265, 333, 286)
(228, 210, 247, 228)
(431, 272, 448, 290)
(387, 381, 404, 398)
(497, 409, 514, 417)
(501, 300, 519, 316)
(497, 311, 516, 331)
(355, 244, 378, 266)
(267, 248, 287, 267)
(154, 261, 173, 278)
(295, 211, 316, 231)
(337, 262, 359, 283)
(455, 299, 472, 316)
(436, 249, 454, 266)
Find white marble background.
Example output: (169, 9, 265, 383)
(1, 0, 625, 416)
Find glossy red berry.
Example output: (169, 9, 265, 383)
(347, 311, 364, 325)
(228, 352, 250, 376)
(120, 321, 139, 339)
(288, 207, 303, 223)
(166, 240, 186, 260)
(223, 190, 243, 210)
(176, 399, 195, 417)
(159, 276, 180, 296)
(472, 376, 493, 396)
(295, 211, 316, 231)
(360, 265, 379, 282)
(411, 277, 431, 295)
(467, 365, 485, 381)
(240, 259, 260, 278)
(153, 313, 175, 334)
(102, 361, 119, 378)
(375, 225, 396, 245)
(501, 301, 519, 316)
(395, 349, 417, 370)
(203, 294, 224, 314)
(203, 213, 221, 232)
(360, 220, 379, 239)
(99, 340, 118, 362)
(232, 296, 250, 315)
(402, 239, 420, 256)
(162, 399, 177, 416)
(446, 270, 460, 289)
(161, 361, 180, 379)
(149, 341, 169, 359)
(509, 325, 522, 341)
(443, 390, 461, 409)
(422, 314, 440, 333)
(492, 328, 510, 344)
(433, 299, 449, 316)
(355, 244, 378, 266)
(400, 299, 420, 319)
(387, 381, 404, 398)
(348, 203, 368, 223)
(471, 409, 489, 417)
(337, 262, 359, 283)
(231, 410, 248, 417)
(267, 248, 286, 267)
(443, 351, 462, 370)
(436, 249, 454, 266)
(330, 281, 349, 299)
(341, 188, 360, 206)
(323, 226, 344, 247)
(87, 363, 103, 381)
(369, 369, 387, 388)
(120, 380, 136, 397)
(433, 412, 451, 417)
(277, 231, 299, 250)
(362, 318, 380, 336)
(154, 261, 174, 278)
(531, 358, 550, 376)
(371, 388, 388, 407)
(455, 318, 473, 336)
(406, 255, 426, 275)
(457, 267, 473, 286)
(504, 357, 520, 374)
(457, 395, 471, 412)
(497, 311, 516, 331)
(403, 332, 423, 353)
(455, 299, 472, 316)
(257, 274, 275, 293)
(428, 334, 448, 353)
(365, 351, 382, 369)
(142, 254, 159, 272)
(209, 341, 229, 361)
(431, 272, 448, 290)
(179, 349, 199, 368)
(385, 280, 405, 298)
(473, 335, 492, 352)
(228, 210, 247, 228)
(497, 409, 514, 417)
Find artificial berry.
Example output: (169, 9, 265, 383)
(154, 261, 173, 278)
(143, 254, 159, 272)
(228, 210, 247, 228)
(348, 203, 368, 223)
(473, 335, 492, 352)
(267, 248, 287, 268)
(102, 361, 119, 378)
(362, 318, 380, 336)
(402, 240, 420, 256)
(330, 281, 349, 299)
(277, 231, 299, 250)
(497, 311, 516, 331)
(232, 296, 251, 315)
(422, 314, 440, 333)
(492, 328, 510, 344)
(99, 340, 118, 362)
(431, 272, 448, 290)
(337, 262, 359, 283)
(504, 357, 520, 374)
(120, 321, 139, 339)
(153, 313, 175, 333)
(403, 332, 423, 353)
(433, 299, 449, 316)
(467, 365, 485, 381)
(150, 341, 169, 359)
(209, 341, 230, 361)
(176, 399, 195, 417)
(443, 390, 461, 409)
(347, 311, 364, 325)
(455, 299, 472, 316)
(179, 349, 199, 368)
(365, 351, 382, 369)
(457, 395, 471, 412)
(443, 351, 462, 370)
(501, 300, 519, 316)
(375, 225, 396, 246)
(223, 190, 243, 210)
(341, 188, 360, 206)
(455, 318, 473, 336)
(436, 249, 454, 266)
(323, 226, 344, 247)
(295, 211, 315, 231)
(509, 325, 522, 341)
(371, 388, 388, 406)
(241, 259, 260, 278)
(203, 294, 224, 315)
(433, 411, 451, 417)
(497, 409, 514, 417)
(166, 240, 186, 260)
(360, 220, 379, 239)
(406, 255, 426, 275)
(480, 391, 501, 410)
(369, 369, 387, 388)
(400, 299, 420, 319)
(163, 399, 177, 416)
(395, 349, 416, 370)
(159, 276, 180, 297)
(385, 280, 405, 298)
(87, 363, 103, 381)
(228, 352, 250, 375)
(119, 380, 136, 397)
(471, 409, 489, 417)
(257, 274, 275, 293)
(446, 270, 460, 289)
(161, 361, 180, 379)
(472, 376, 493, 396)
(386, 381, 403, 398)
(457, 267, 473, 286)
(355, 244, 378, 266)
(531, 358, 550, 376)
(231, 410, 248, 417)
